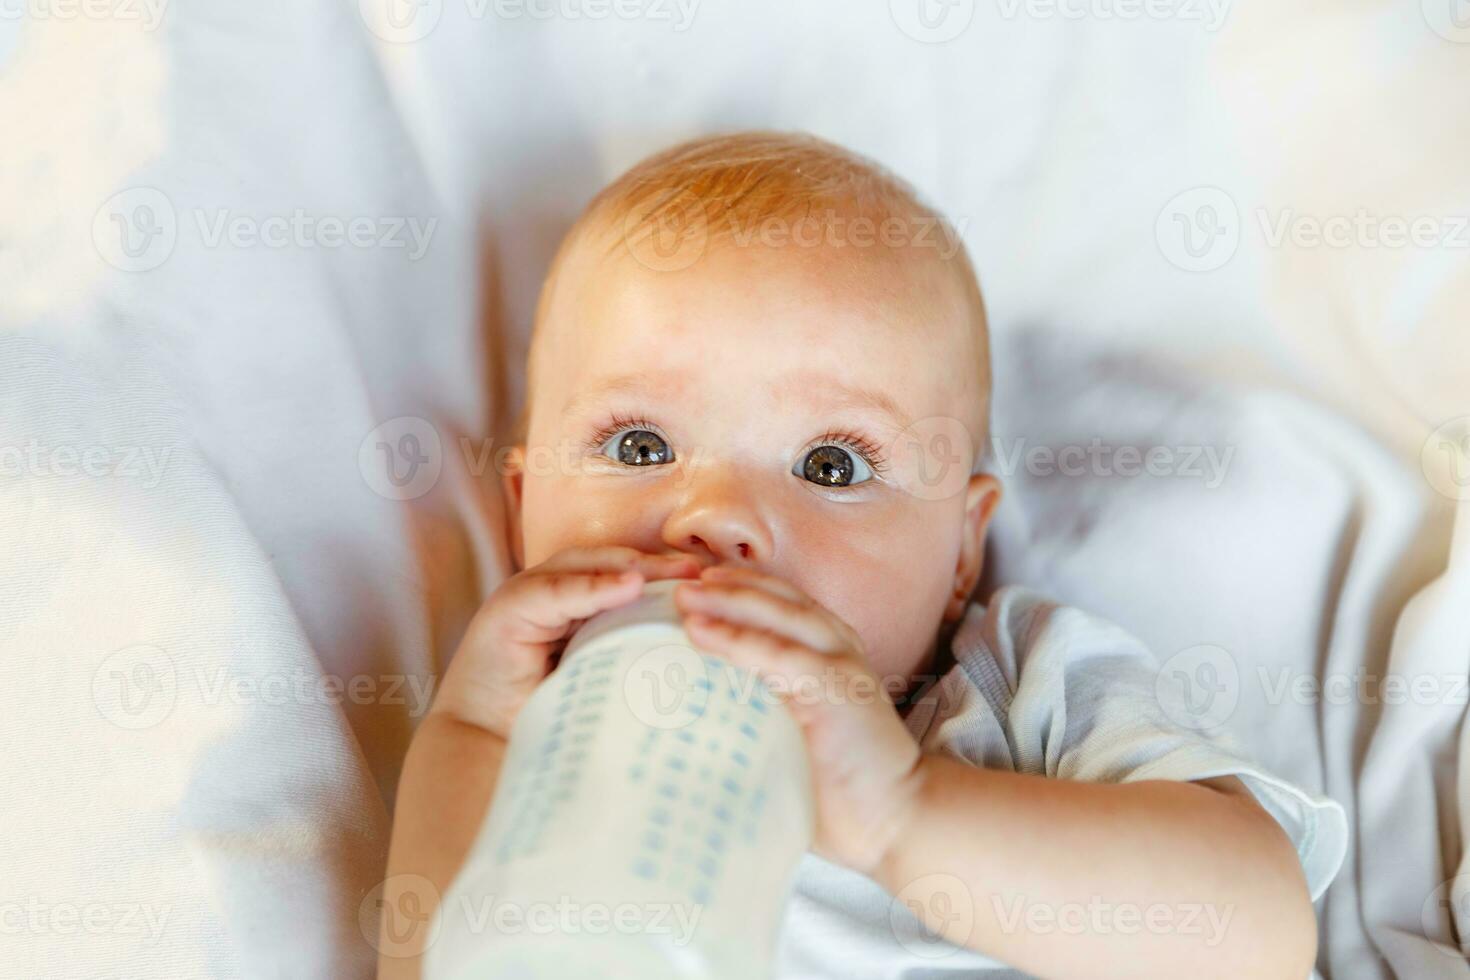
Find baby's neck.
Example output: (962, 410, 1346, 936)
(895, 622, 958, 719)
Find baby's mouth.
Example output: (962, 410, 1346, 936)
(657, 552, 716, 574)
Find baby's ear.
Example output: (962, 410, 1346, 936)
(945, 472, 1002, 621)
(500, 445, 527, 572)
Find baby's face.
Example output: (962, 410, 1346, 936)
(506, 232, 1000, 688)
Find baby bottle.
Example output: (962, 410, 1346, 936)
(425, 578, 815, 980)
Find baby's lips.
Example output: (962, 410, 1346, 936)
(637, 552, 707, 579)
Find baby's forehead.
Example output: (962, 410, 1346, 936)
(538, 235, 983, 426)
(571, 228, 961, 341)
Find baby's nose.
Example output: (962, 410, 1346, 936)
(660, 475, 774, 566)
(687, 535, 753, 563)
(672, 523, 765, 566)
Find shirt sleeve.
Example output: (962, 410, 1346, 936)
(916, 586, 1348, 903)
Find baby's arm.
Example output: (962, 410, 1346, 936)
(874, 759, 1316, 979)
(376, 547, 703, 980)
(672, 567, 1318, 980)
(377, 715, 508, 980)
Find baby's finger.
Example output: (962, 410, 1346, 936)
(674, 579, 844, 654)
(684, 613, 836, 703)
(699, 564, 809, 605)
(438, 565, 665, 737)
(542, 546, 704, 582)
(505, 567, 648, 641)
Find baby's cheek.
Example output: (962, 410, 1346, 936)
(517, 472, 614, 565)
(518, 470, 670, 567)
(793, 515, 953, 684)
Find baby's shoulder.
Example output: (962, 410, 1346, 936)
(957, 585, 1155, 680)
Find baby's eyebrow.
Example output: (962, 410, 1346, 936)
(772, 370, 912, 434)
(560, 373, 680, 420)
(562, 370, 911, 433)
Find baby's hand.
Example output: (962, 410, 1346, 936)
(674, 566, 924, 877)
(436, 546, 703, 740)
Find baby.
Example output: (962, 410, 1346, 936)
(380, 132, 1343, 979)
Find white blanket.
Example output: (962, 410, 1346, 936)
(2, 1, 1465, 977)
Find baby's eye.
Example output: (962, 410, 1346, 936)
(795, 444, 875, 488)
(602, 428, 674, 467)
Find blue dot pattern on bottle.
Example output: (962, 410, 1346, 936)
(493, 645, 786, 912)
(628, 653, 784, 904)
(492, 650, 616, 865)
